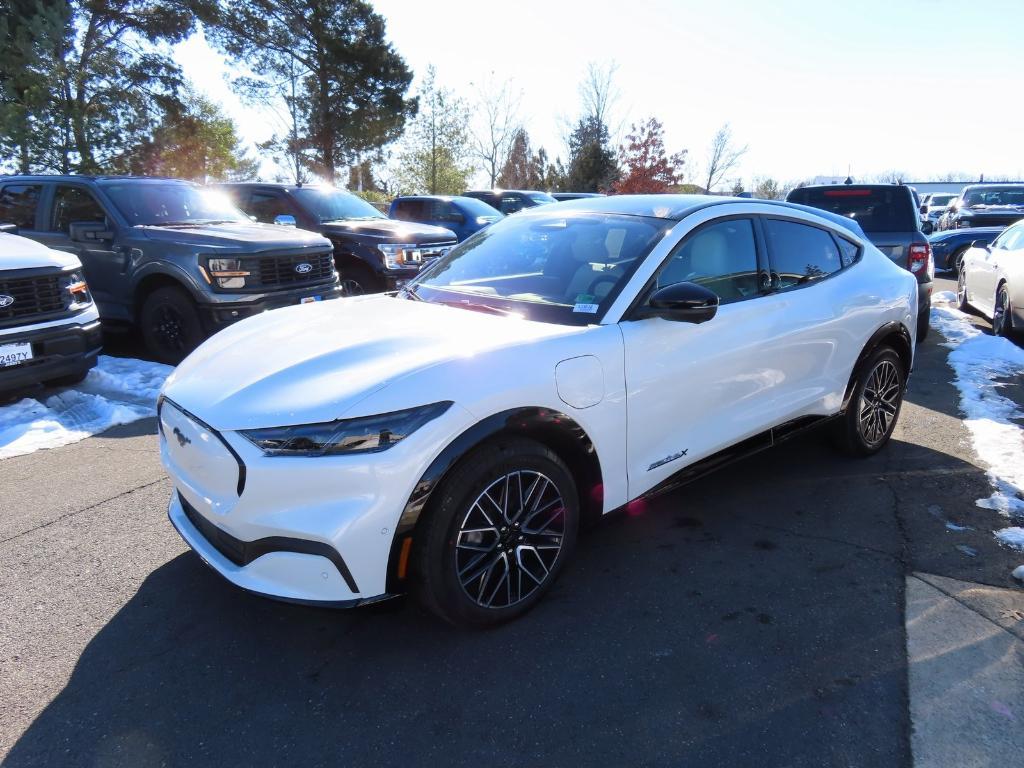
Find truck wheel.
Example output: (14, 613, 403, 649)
(140, 286, 204, 365)
(337, 261, 382, 296)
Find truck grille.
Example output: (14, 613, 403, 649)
(242, 251, 336, 289)
(0, 271, 68, 325)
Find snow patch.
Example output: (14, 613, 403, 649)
(930, 293, 1024, 576)
(0, 355, 172, 460)
(995, 528, 1024, 551)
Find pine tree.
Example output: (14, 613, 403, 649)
(565, 116, 619, 193)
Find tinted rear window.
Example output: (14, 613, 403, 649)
(787, 188, 916, 232)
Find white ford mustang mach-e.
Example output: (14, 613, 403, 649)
(159, 195, 918, 626)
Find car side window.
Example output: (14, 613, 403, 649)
(998, 227, 1022, 251)
(764, 219, 843, 290)
(247, 191, 295, 223)
(52, 186, 107, 233)
(0, 184, 42, 229)
(837, 237, 860, 268)
(655, 218, 760, 304)
(392, 200, 416, 220)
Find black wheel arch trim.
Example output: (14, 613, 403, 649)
(841, 321, 913, 412)
(384, 406, 603, 594)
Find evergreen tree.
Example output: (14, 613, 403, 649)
(209, 0, 415, 182)
(131, 91, 257, 181)
(565, 115, 619, 193)
(395, 67, 471, 194)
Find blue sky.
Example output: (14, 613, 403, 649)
(174, 0, 1024, 186)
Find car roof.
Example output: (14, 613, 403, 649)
(465, 189, 547, 196)
(0, 174, 193, 184)
(530, 194, 864, 235)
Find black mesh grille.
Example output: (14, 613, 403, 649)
(0, 272, 68, 323)
(241, 251, 336, 288)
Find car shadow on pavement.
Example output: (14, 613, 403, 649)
(10, 428, 1018, 768)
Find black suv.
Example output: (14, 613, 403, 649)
(939, 183, 1024, 231)
(0, 176, 340, 363)
(786, 184, 933, 342)
(220, 184, 458, 295)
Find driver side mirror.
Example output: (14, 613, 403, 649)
(922, 221, 934, 234)
(69, 221, 114, 243)
(634, 281, 719, 323)
(919, 204, 928, 215)
(273, 214, 297, 227)
(972, 239, 991, 251)
(0, 223, 17, 235)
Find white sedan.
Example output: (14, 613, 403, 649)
(158, 195, 918, 626)
(957, 221, 1024, 338)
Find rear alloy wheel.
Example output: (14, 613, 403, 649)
(413, 437, 579, 627)
(140, 286, 205, 365)
(833, 346, 905, 457)
(993, 284, 1015, 338)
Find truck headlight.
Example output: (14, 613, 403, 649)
(60, 271, 92, 309)
(240, 402, 453, 456)
(205, 257, 251, 289)
(377, 243, 419, 270)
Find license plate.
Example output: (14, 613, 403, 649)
(0, 342, 33, 368)
(300, 296, 322, 304)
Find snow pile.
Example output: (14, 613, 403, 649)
(930, 293, 1024, 575)
(0, 355, 172, 460)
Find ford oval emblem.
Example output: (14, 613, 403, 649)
(295, 262, 313, 274)
(0, 295, 14, 308)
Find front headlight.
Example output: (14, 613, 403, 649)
(60, 271, 92, 309)
(205, 257, 251, 289)
(377, 243, 419, 270)
(240, 401, 453, 456)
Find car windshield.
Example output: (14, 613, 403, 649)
(102, 183, 249, 226)
(408, 211, 668, 325)
(930, 194, 955, 207)
(962, 187, 1024, 207)
(457, 197, 504, 219)
(527, 192, 558, 205)
(292, 187, 385, 222)
(787, 187, 916, 232)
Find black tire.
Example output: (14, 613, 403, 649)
(956, 268, 970, 312)
(412, 437, 579, 627)
(993, 283, 1015, 338)
(336, 260, 383, 296)
(950, 247, 968, 277)
(832, 346, 906, 457)
(45, 368, 90, 387)
(916, 308, 929, 343)
(139, 286, 205, 365)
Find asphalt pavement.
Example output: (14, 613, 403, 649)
(1, 275, 1022, 767)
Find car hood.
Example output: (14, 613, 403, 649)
(137, 222, 331, 250)
(162, 295, 581, 431)
(320, 217, 456, 244)
(962, 206, 1024, 216)
(0, 233, 81, 270)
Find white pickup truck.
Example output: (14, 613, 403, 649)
(1, 229, 101, 394)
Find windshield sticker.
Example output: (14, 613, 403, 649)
(573, 294, 599, 313)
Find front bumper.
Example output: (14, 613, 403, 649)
(0, 317, 102, 393)
(201, 282, 343, 330)
(160, 398, 475, 606)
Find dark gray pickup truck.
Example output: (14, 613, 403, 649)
(0, 176, 340, 363)
(787, 184, 933, 342)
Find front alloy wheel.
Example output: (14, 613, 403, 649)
(413, 437, 579, 627)
(858, 358, 902, 448)
(455, 470, 566, 609)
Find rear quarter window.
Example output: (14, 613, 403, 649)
(788, 188, 916, 233)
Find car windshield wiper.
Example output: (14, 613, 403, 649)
(437, 298, 519, 317)
(145, 219, 240, 227)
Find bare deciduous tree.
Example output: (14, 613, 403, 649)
(704, 123, 748, 194)
(470, 75, 521, 188)
(579, 61, 620, 128)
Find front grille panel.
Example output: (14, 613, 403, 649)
(241, 251, 336, 289)
(0, 272, 68, 324)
